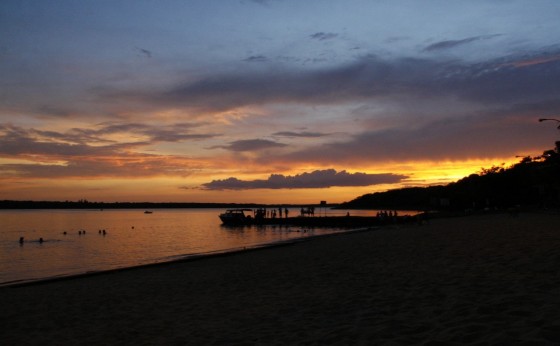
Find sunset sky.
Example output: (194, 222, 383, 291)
(1, 0, 560, 204)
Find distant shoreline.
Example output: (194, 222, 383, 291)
(0, 200, 340, 210)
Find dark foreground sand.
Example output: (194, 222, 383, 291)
(2, 212, 560, 345)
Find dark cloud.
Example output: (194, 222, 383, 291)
(0, 122, 218, 157)
(1, 121, 217, 154)
(272, 131, 328, 138)
(36, 105, 75, 118)
(76, 122, 218, 143)
(449, 55, 560, 104)
(139, 47, 560, 113)
(0, 124, 211, 178)
(212, 139, 287, 152)
(92, 47, 560, 166)
(135, 47, 152, 58)
(0, 124, 145, 157)
(244, 55, 267, 62)
(0, 154, 197, 179)
(245, 0, 275, 5)
(96, 122, 219, 142)
(274, 113, 551, 164)
(201, 169, 407, 190)
(423, 34, 502, 52)
(310, 32, 338, 41)
(151, 55, 434, 110)
(385, 36, 409, 44)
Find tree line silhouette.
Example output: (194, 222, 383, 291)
(339, 142, 560, 211)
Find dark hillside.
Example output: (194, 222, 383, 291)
(340, 143, 560, 211)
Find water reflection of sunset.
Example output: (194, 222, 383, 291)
(0, 209, 350, 285)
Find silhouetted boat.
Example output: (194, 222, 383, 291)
(144, 211, 153, 214)
(219, 209, 252, 225)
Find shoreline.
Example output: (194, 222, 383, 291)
(1, 226, 377, 288)
(2, 212, 560, 344)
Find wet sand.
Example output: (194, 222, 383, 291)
(2, 212, 560, 345)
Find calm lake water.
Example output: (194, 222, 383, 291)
(0, 208, 413, 286)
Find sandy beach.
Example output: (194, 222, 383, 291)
(2, 212, 560, 345)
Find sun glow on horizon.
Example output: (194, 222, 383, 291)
(0, 156, 525, 204)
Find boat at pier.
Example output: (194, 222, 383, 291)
(219, 209, 253, 225)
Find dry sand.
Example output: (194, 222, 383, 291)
(1, 212, 560, 345)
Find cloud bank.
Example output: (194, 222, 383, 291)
(212, 139, 287, 152)
(118, 48, 560, 116)
(0, 123, 216, 178)
(310, 32, 338, 41)
(201, 169, 407, 190)
(423, 34, 502, 52)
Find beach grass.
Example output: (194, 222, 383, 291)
(2, 212, 560, 345)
